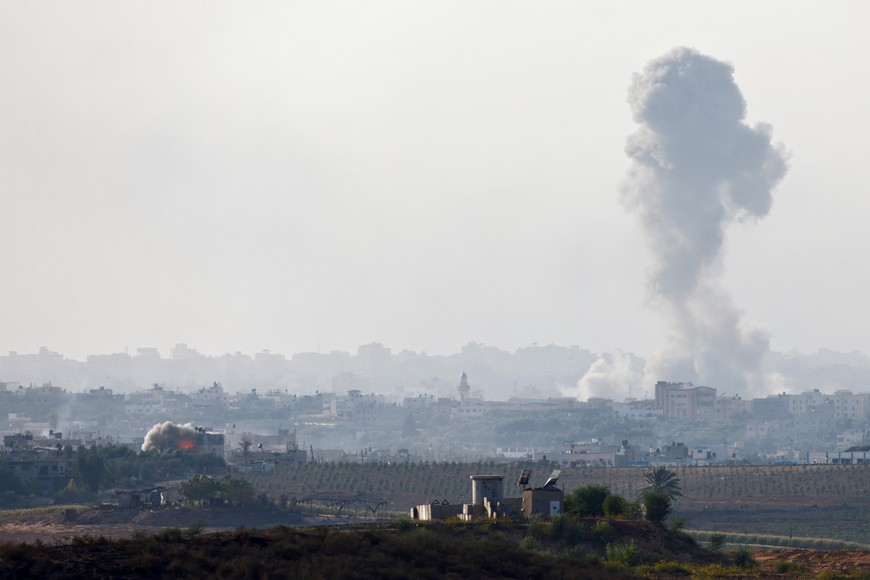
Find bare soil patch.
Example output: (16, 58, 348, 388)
(754, 548, 870, 576)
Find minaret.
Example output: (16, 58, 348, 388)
(458, 371, 470, 402)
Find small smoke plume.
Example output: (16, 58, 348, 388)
(141, 421, 199, 452)
(564, 351, 645, 402)
(622, 47, 788, 395)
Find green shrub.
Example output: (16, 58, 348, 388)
(565, 485, 609, 517)
(594, 519, 616, 543)
(605, 540, 639, 566)
(695, 563, 741, 576)
(561, 518, 586, 545)
(651, 561, 690, 575)
(544, 515, 566, 538)
(668, 515, 687, 533)
(734, 549, 756, 569)
(623, 500, 643, 520)
(527, 514, 547, 539)
(602, 494, 626, 518)
(774, 561, 805, 574)
(642, 491, 671, 524)
(155, 528, 184, 542)
(602, 560, 626, 573)
(518, 535, 540, 552)
(708, 532, 726, 552)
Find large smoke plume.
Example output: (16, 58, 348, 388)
(625, 47, 787, 395)
(141, 421, 200, 452)
(574, 47, 787, 400)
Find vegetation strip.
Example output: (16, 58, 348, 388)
(685, 529, 870, 551)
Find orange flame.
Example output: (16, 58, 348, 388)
(178, 439, 196, 450)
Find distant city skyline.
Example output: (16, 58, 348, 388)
(3, 341, 870, 405)
(3, 4, 870, 365)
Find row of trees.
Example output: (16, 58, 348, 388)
(178, 475, 255, 506)
(564, 467, 682, 524)
(71, 445, 226, 493)
(0, 445, 227, 507)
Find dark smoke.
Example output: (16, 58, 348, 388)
(623, 47, 788, 395)
(141, 421, 199, 452)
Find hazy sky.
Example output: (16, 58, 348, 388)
(2, 2, 869, 361)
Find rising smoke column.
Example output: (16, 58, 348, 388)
(623, 47, 787, 395)
(141, 421, 199, 452)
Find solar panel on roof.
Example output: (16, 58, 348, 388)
(543, 469, 561, 488)
(517, 468, 532, 488)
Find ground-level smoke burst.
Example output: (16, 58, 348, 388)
(141, 421, 200, 452)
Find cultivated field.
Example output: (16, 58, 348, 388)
(244, 461, 870, 541)
(245, 462, 870, 507)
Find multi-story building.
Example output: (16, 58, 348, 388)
(830, 390, 870, 421)
(6, 454, 75, 493)
(654, 381, 717, 420)
(786, 389, 827, 415)
(715, 395, 748, 421)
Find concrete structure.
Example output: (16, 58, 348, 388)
(786, 389, 827, 415)
(116, 488, 164, 508)
(7, 455, 75, 493)
(522, 488, 563, 517)
(714, 395, 748, 421)
(411, 501, 463, 521)
(411, 470, 562, 522)
(470, 474, 504, 506)
(831, 390, 870, 421)
(190, 429, 225, 456)
(457, 371, 470, 402)
(806, 450, 870, 464)
(655, 381, 716, 420)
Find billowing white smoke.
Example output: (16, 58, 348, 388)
(623, 47, 788, 396)
(565, 350, 645, 401)
(141, 421, 199, 452)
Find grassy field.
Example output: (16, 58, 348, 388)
(681, 504, 870, 544)
(0, 505, 90, 519)
(685, 529, 870, 551)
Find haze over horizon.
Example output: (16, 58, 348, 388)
(3, 3, 870, 366)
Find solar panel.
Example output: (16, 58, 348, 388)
(517, 468, 532, 488)
(543, 469, 561, 488)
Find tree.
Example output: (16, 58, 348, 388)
(179, 475, 255, 506)
(642, 491, 672, 524)
(221, 476, 254, 506)
(239, 438, 253, 464)
(179, 475, 224, 505)
(74, 446, 105, 492)
(602, 494, 626, 518)
(639, 466, 682, 500)
(564, 484, 609, 517)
